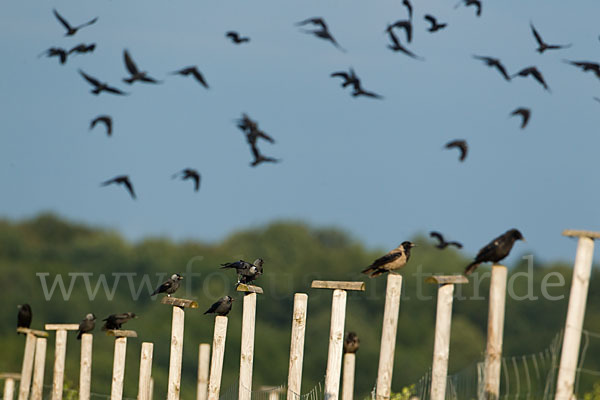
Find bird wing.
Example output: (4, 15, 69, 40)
(76, 17, 98, 30)
(152, 280, 172, 295)
(366, 251, 404, 270)
(204, 301, 220, 314)
(226, 31, 238, 40)
(448, 241, 463, 249)
(101, 177, 117, 186)
(331, 72, 350, 80)
(446, 141, 467, 161)
(424, 15, 436, 26)
(402, 0, 413, 19)
(531, 68, 548, 89)
(193, 174, 200, 191)
(104, 85, 127, 95)
(79, 70, 101, 87)
(123, 50, 139, 75)
(494, 62, 511, 81)
(191, 68, 209, 88)
(530, 23, 544, 46)
(429, 231, 445, 246)
(53, 9, 73, 31)
(122, 178, 136, 199)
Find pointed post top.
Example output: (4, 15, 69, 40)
(106, 330, 138, 338)
(562, 229, 600, 239)
(161, 297, 199, 308)
(311, 280, 365, 291)
(425, 275, 469, 285)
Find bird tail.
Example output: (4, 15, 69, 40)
(77, 331, 82, 340)
(220, 263, 234, 269)
(361, 266, 385, 278)
(464, 262, 479, 275)
(150, 289, 158, 297)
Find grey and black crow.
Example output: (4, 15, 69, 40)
(77, 313, 96, 339)
(464, 229, 525, 275)
(204, 296, 234, 316)
(344, 332, 360, 354)
(362, 241, 415, 278)
(151, 274, 183, 297)
(221, 258, 264, 285)
(102, 312, 137, 330)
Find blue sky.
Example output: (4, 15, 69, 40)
(1, 0, 599, 265)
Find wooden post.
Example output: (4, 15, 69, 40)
(426, 275, 468, 400)
(375, 274, 403, 400)
(45, 324, 79, 400)
(138, 342, 154, 400)
(311, 280, 365, 400)
(106, 330, 138, 400)
(1, 373, 21, 400)
(237, 285, 263, 400)
(208, 316, 228, 400)
(197, 344, 210, 400)
(287, 293, 308, 400)
(161, 297, 199, 400)
(149, 378, 154, 400)
(31, 337, 48, 400)
(555, 230, 599, 400)
(80, 334, 93, 400)
(18, 332, 36, 400)
(341, 353, 356, 400)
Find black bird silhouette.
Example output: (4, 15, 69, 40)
(123, 50, 160, 84)
(151, 274, 183, 297)
(170, 66, 209, 88)
(226, 31, 250, 44)
(344, 332, 360, 354)
(402, 0, 413, 20)
(424, 15, 447, 32)
(204, 296, 234, 316)
(386, 29, 423, 60)
(455, 0, 481, 17)
(79, 70, 127, 96)
(90, 115, 112, 136)
(430, 231, 463, 249)
(362, 241, 416, 278)
(512, 66, 549, 91)
(530, 23, 571, 54)
(352, 84, 383, 99)
(221, 258, 264, 285)
(102, 313, 137, 331)
(237, 114, 275, 144)
(172, 168, 201, 192)
(101, 175, 136, 199)
(77, 314, 96, 340)
(17, 304, 32, 331)
(69, 43, 96, 55)
(445, 140, 468, 162)
(297, 17, 345, 51)
(53, 9, 98, 36)
(40, 47, 68, 64)
(472, 55, 511, 81)
(250, 143, 279, 167)
(465, 229, 525, 275)
(331, 68, 360, 88)
(510, 108, 531, 129)
(563, 60, 600, 80)
(387, 20, 412, 43)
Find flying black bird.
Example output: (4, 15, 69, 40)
(331, 69, 360, 88)
(512, 66, 549, 91)
(563, 60, 600, 80)
(352, 85, 383, 99)
(226, 31, 250, 44)
(151, 274, 183, 297)
(123, 50, 160, 84)
(39, 47, 68, 64)
(387, 20, 412, 43)
(445, 140, 468, 162)
(297, 17, 345, 51)
(464, 229, 525, 275)
(17, 304, 32, 331)
(77, 314, 96, 340)
(430, 231, 463, 250)
(221, 258, 264, 285)
(344, 332, 360, 354)
(102, 312, 137, 331)
(237, 114, 275, 145)
(472, 55, 511, 81)
(510, 108, 531, 129)
(79, 70, 127, 96)
(386, 29, 423, 60)
(101, 175, 136, 199)
(250, 144, 279, 167)
(402, 0, 413, 20)
(530, 23, 571, 54)
(90, 115, 112, 136)
(362, 241, 416, 278)
(455, 0, 481, 17)
(69, 43, 96, 55)
(424, 15, 447, 32)
(170, 66, 209, 88)
(204, 296, 234, 316)
(53, 9, 98, 36)
(172, 169, 201, 192)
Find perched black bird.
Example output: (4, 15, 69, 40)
(40, 47, 68, 65)
(102, 312, 137, 331)
(170, 66, 209, 88)
(296, 17, 345, 51)
(424, 15, 447, 32)
(90, 115, 112, 136)
(455, 0, 482, 17)
(472, 55, 511, 81)
(563, 60, 600, 80)
(172, 169, 201, 192)
(530, 23, 571, 54)
(362, 241, 416, 278)
(17, 304, 32, 331)
(387, 20, 412, 43)
(430, 231, 463, 250)
(221, 258, 264, 285)
(69, 43, 96, 55)
(402, 0, 413, 20)
(79, 70, 127, 96)
(123, 50, 160, 84)
(101, 175, 136, 199)
(512, 66, 549, 91)
(386, 29, 423, 60)
(331, 69, 360, 88)
(151, 274, 183, 297)
(250, 144, 279, 167)
(226, 31, 250, 44)
(344, 332, 360, 354)
(77, 313, 96, 340)
(464, 229, 525, 275)
(510, 108, 531, 129)
(204, 296, 234, 316)
(445, 140, 468, 162)
(53, 9, 98, 36)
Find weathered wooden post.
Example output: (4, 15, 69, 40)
(207, 316, 228, 400)
(80, 333, 94, 400)
(149, 377, 155, 400)
(287, 293, 308, 400)
(106, 329, 138, 400)
(482, 265, 507, 400)
(45, 323, 80, 400)
(1, 373, 21, 400)
(161, 297, 200, 400)
(197, 344, 210, 400)
(426, 275, 469, 400)
(555, 230, 599, 400)
(138, 342, 154, 400)
(16, 327, 47, 400)
(375, 274, 403, 400)
(311, 280, 366, 400)
(341, 352, 356, 400)
(31, 337, 48, 400)
(237, 284, 263, 400)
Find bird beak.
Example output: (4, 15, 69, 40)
(231, 298, 236, 301)
(521, 238, 526, 242)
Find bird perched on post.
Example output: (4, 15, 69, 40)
(102, 312, 137, 331)
(151, 273, 183, 297)
(220, 259, 264, 285)
(464, 229, 525, 275)
(77, 314, 96, 339)
(17, 304, 32, 331)
(204, 296, 234, 316)
(343, 332, 360, 354)
(361, 241, 416, 278)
